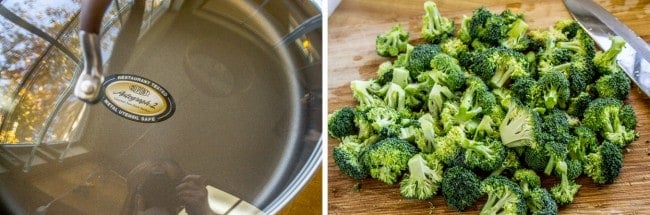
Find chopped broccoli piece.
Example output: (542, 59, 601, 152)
(566, 92, 592, 118)
(595, 71, 631, 100)
(441, 166, 483, 211)
(384, 83, 407, 111)
(594, 36, 626, 75)
(556, 29, 596, 58)
(376, 23, 409, 57)
(469, 47, 529, 88)
(538, 71, 570, 109)
(500, 102, 541, 148)
(549, 160, 581, 205)
(584, 140, 623, 184)
(421, 1, 455, 44)
(406, 44, 441, 78)
(428, 53, 466, 91)
(328, 107, 357, 139)
(361, 138, 419, 184)
(527, 187, 558, 215)
(459, 134, 506, 172)
(400, 153, 444, 200)
(351, 80, 385, 107)
(583, 98, 637, 147)
(490, 149, 521, 177)
(333, 135, 369, 179)
(568, 126, 599, 161)
(440, 38, 469, 58)
(619, 104, 637, 129)
(427, 84, 456, 118)
(480, 175, 527, 215)
(501, 19, 530, 51)
(554, 19, 582, 39)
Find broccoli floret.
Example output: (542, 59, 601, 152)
(427, 84, 456, 118)
(595, 71, 631, 100)
(441, 38, 469, 58)
(524, 146, 549, 173)
(351, 80, 385, 107)
(542, 140, 569, 176)
(428, 53, 466, 91)
(360, 138, 419, 184)
(490, 149, 521, 177)
(538, 71, 570, 109)
(583, 98, 637, 147)
(441, 166, 483, 211)
(376, 23, 409, 57)
(566, 92, 592, 118)
(384, 83, 407, 111)
(400, 153, 444, 200)
(568, 56, 596, 94)
(568, 126, 598, 161)
(421, 1, 455, 44)
(480, 175, 527, 215)
(554, 19, 582, 39)
(511, 168, 558, 214)
(394, 44, 415, 67)
(375, 61, 394, 86)
(432, 135, 461, 165)
(500, 102, 541, 148)
(458, 15, 473, 44)
(456, 77, 496, 122)
(583, 140, 623, 184)
(528, 27, 567, 51)
(501, 19, 530, 51)
(510, 77, 542, 108)
(556, 29, 596, 58)
(563, 159, 584, 180)
(474, 115, 498, 140)
(468, 7, 493, 40)
(527, 187, 558, 215)
(460, 135, 506, 172)
(469, 48, 529, 88)
(354, 106, 374, 139)
(328, 107, 357, 139)
(417, 113, 437, 153)
(492, 88, 513, 109)
(333, 135, 369, 179)
(594, 36, 626, 74)
(549, 160, 581, 205)
(541, 108, 572, 146)
(512, 169, 540, 195)
(619, 104, 637, 129)
(406, 44, 441, 78)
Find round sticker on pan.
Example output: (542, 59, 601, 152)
(101, 74, 175, 123)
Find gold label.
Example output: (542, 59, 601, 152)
(101, 74, 175, 123)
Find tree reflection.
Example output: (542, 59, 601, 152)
(1, 0, 95, 144)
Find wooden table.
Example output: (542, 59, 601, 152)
(328, 0, 650, 214)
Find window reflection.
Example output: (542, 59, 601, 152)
(2, 0, 81, 37)
(0, 48, 75, 144)
(0, 15, 49, 96)
(1, 0, 172, 145)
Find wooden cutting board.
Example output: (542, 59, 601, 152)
(328, 0, 650, 214)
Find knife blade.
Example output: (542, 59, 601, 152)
(564, 0, 650, 97)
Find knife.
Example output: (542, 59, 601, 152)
(563, 0, 650, 97)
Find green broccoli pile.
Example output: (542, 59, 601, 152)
(329, 1, 639, 213)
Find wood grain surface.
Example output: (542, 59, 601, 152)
(327, 0, 650, 214)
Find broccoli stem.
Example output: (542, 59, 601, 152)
(481, 191, 515, 215)
(544, 88, 558, 109)
(425, 2, 442, 33)
(490, 64, 516, 88)
(544, 155, 558, 175)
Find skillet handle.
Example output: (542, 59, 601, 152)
(74, 0, 111, 103)
(80, 0, 112, 34)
